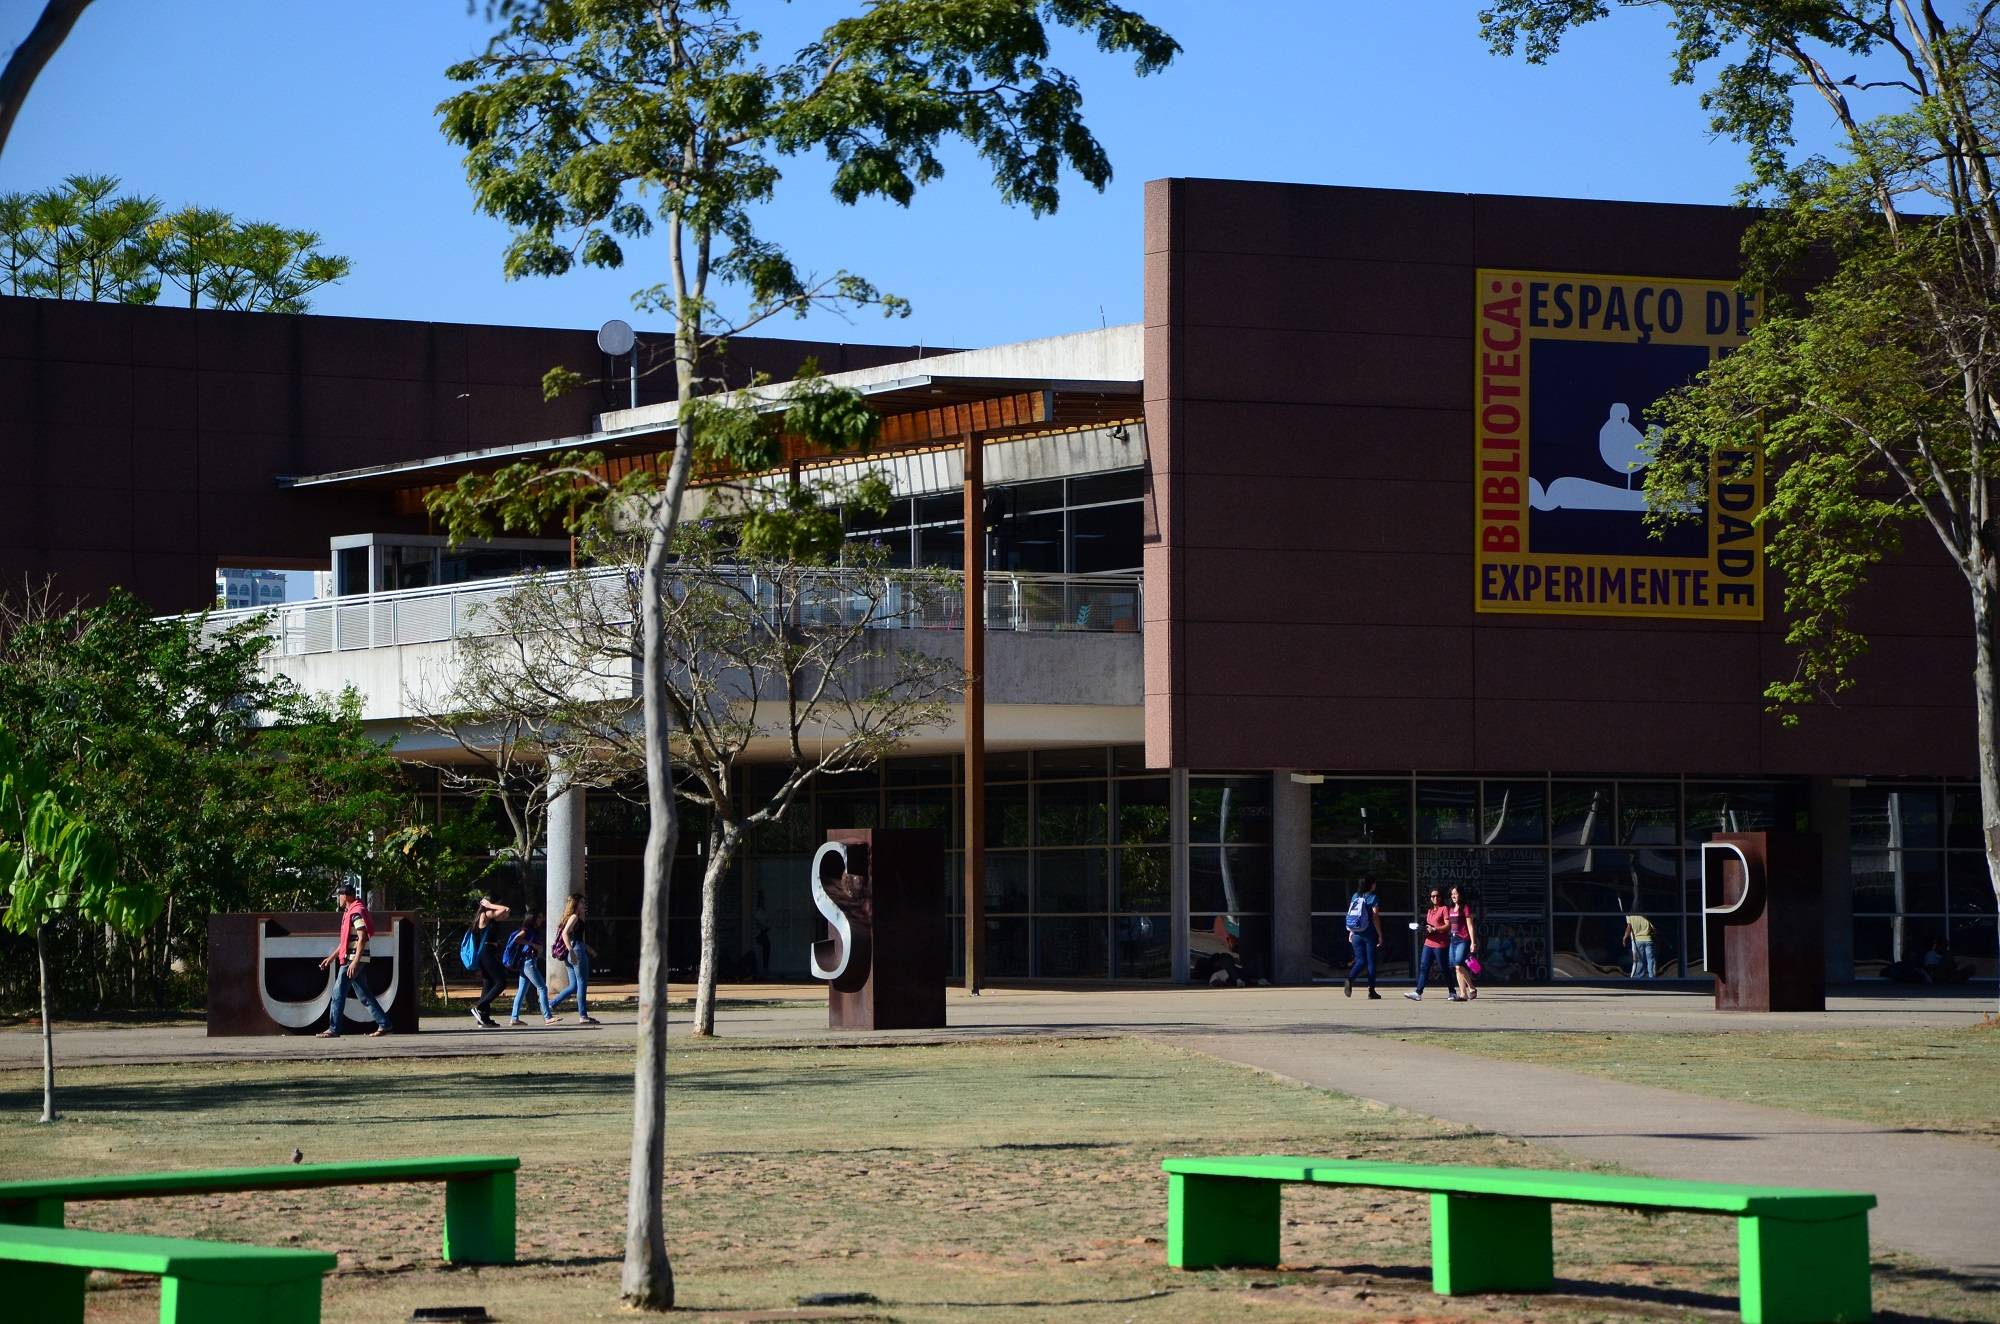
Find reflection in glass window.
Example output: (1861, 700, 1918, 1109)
(1551, 848, 1681, 916)
(1037, 850, 1108, 912)
(1188, 846, 1273, 914)
(1036, 917, 1108, 977)
(886, 787, 952, 832)
(1037, 779, 1107, 846)
(1115, 914, 1170, 977)
(986, 918, 1030, 977)
(1116, 778, 1171, 844)
(1311, 779, 1413, 845)
(1617, 783, 1678, 845)
(1551, 783, 1613, 847)
(1187, 777, 1273, 845)
(1116, 847, 1171, 911)
(1190, 913, 1275, 984)
(1481, 781, 1546, 845)
(985, 783, 1032, 848)
(1850, 788, 1941, 850)
(985, 853, 1031, 913)
(1851, 849, 1944, 915)
(1949, 855, 1996, 915)
(1416, 781, 1479, 843)
(1311, 847, 1414, 914)
(1685, 783, 1794, 842)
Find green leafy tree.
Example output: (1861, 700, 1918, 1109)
(435, 1, 1176, 1305)
(0, 175, 351, 310)
(1482, 1, 2000, 989)
(0, 727, 151, 1123)
(0, 587, 417, 1009)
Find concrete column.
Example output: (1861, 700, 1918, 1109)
(1271, 771, 1314, 984)
(1170, 768, 1191, 984)
(1811, 777, 1855, 982)
(546, 766, 586, 992)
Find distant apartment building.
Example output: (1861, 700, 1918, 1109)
(215, 568, 288, 610)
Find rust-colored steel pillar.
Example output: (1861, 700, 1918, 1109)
(962, 429, 985, 994)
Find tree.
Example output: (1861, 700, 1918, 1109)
(0, 587, 417, 1009)
(1481, 2, 2000, 992)
(0, 727, 151, 1123)
(0, 1, 92, 160)
(437, 2, 1176, 1304)
(460, 523, 963, 1036)
(0, 175, 351, 310)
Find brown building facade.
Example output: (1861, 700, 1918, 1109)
(1141, 178, 1971, 780)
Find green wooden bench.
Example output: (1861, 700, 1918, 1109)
(1163, 1156, 1876, 1324)
(0, 1223, 336, 1324)
(0, 1155, 519, 1266)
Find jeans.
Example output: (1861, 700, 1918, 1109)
(547, 948, 589, 1016)
(328, 965, 389, 1033)
(1631, 940, 1656, 979)
(1346, 931, 1377, 990)
(1448, 938, 1471, 968)
(511, 955, 551, 1019)
(1414, 944, 1449, 994)
(474, 947, 509, 1016)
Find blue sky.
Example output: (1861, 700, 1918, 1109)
(2, 0, 1859, 353)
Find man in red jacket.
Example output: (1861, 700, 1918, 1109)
(318, 881, 392, 1038)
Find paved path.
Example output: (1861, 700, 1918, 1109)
(3, 983, 1982, 1066)
(5, 984, 1994, 1280)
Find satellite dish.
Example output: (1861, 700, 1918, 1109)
(596, 318, 636, 356)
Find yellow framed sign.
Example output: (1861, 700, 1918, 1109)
(1473, 268, 1763, 620)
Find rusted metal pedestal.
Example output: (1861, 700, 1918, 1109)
(1701, 832, 1825, 1012)
(809, 829, 947, 1030)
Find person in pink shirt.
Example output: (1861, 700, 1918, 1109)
(1406, 887, 1455, 1001)
(318, 881, 391, 1038)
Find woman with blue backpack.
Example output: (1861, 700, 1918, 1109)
(466, 896, 512, 1028)
(505, 910, 561, 1026)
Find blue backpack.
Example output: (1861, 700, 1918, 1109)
(501, 928, 532, 973)
(459, 927, 482, 972)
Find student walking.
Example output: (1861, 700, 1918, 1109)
(506, 911, 561, 1026)
(1449, 884, 1480, 1000)
(545, 894, 600, 1026)
(1342, 877, 1384, 999)
(1406, 887, 1454, 1001)
(318, 881, 391, 1037)
(469, 896, 511, 1028)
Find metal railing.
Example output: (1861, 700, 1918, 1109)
(182, 567, 1143, 657)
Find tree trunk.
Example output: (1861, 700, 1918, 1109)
(1975, 574, 2000, 1015)
(37, 922, 57, 1124)
(691, 823, 741, 1037)
(621, 508, 681, 1311)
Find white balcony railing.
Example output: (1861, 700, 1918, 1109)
(184, 568, 1143, 657)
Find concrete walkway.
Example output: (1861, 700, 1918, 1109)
(4, 984, 1994, 1280)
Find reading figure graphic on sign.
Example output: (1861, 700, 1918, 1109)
(1528, 403, 1650, 513)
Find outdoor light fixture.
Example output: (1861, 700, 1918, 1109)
(1288, 772, 1325, 785)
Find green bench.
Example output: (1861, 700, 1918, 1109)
(0, 1223, 335, 1323)
(1163, 1156, 1875, 1324)
(0, 1155, 519, 1266)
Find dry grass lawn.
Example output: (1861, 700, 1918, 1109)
(0, 1036, 1986, 1322)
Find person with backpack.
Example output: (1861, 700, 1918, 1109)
(545, 894, 600, 1026)
(467, 896, 511, 1029)
(506, 910, 561, 1026)
(1342, 876, 1384, 1000)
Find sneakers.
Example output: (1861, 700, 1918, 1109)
(1367, 990, 1382, 1000)
(1446, 993, 1462, 1002)
(470, 1008, 489, 1028)
(1405, 991, 1422, 1001)
(1343, 974, 1354, 997)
